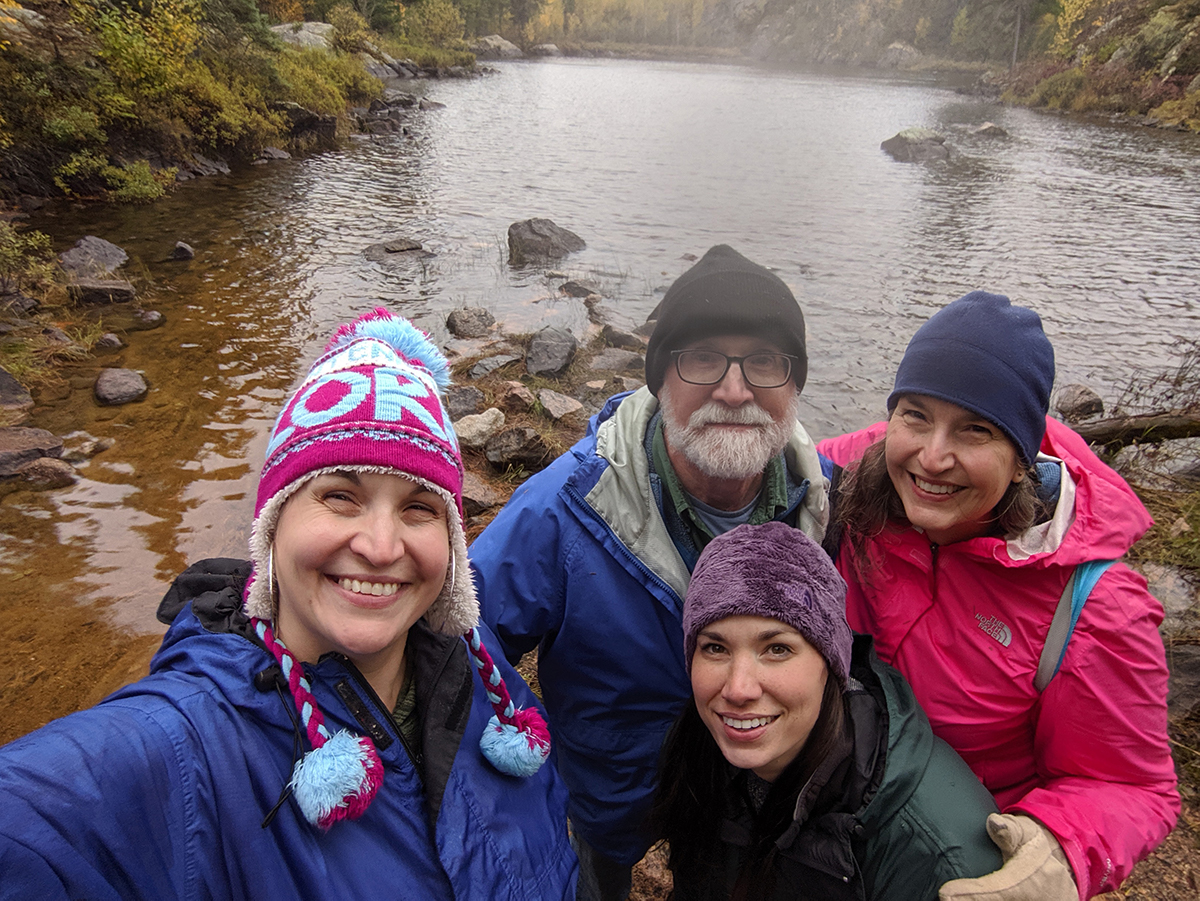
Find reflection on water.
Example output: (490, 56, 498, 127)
(3, 57, 1199, 633)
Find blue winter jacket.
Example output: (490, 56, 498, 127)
(0, 559, 577, 901)
(471, 388, 829, 865)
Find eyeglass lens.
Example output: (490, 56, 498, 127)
(676, 351, 791, 388)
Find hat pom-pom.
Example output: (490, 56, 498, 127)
(480, 707, 552, 777)
(324, 307, 450, 390)
(290, 729, 384, 830)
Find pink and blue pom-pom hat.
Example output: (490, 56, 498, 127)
(243, 308, 551, 830)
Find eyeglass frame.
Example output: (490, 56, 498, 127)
(669, 349, 799, 389)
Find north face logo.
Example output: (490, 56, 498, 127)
(975, 613, 1012, 647)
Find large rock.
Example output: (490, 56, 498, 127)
(526, 327, 577, 376)
(470, 34, 523, 60)
(485, 428, 551, 470)
(530, 44, 562, 57)
(446, 307, 496, 338)
(881, 128, 951, 162)
(94, 368, 148, 405)
(0, 368, 33, 420)
(363, 236, 424, 262)
(444, 385, 484, 420)
(454, 407, 505, 449)
(462, 471, 505, 517)
(507, 218, 586, 266)
(0, 427, 62, 476)
(59, 236, 128, 277)
(537, 389, 584, 425)
(1054, 384, 1104, 422)
(68, 278, 137, 305)
(470, 353, 521, 379)
(589, 348, 643, 373)
(270, 22, 334, 50)
(15, 456, 76, 490)
(878, 42, 921, 69)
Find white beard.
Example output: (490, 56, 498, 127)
(660, 388, 800, 480)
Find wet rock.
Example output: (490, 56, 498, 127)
(526, 327, 577, 376)
(881, 128, 951, 162)
(259, 147, 291, 161)
(507, 219, 586, 266)
(971, 122, 1009, 137)
(454, 408, 505, 449)
(95, 332, 125, 351)
(444, 385, 484, 420)
(485, 428, 551, 470)
(59, 236, 128, 277)
(0, 427, 62, 476)
(601, 325, 644, 349)
(589, 348, 643, 373)
(470, 354, 521, 379)
(0, 368, 33, 420)
(169, 241, 195, 261)
(499, 380, 536, 412)
(132, 309, 165, 330)
(94, 368, 148, 405)
(537, 389, 584, 425)
(69, 278, 137, 305)
(462, 471, 505, 516)
(470, 34, 523, 60)
(418, 98, 446, 110)
(16, 456, 76, 490)
(447, 308, 496, 338)
(1055, 384, 1104, 423)
(560, 279, 600, 298)
(364, 236, 424, 262)
(61, 434, 115, 464)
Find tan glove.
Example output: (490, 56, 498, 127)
(938, 813, 1077, 901)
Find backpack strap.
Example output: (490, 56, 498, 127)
(1034, 560, 1116, 692)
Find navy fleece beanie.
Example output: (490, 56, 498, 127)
(644, 245, 807, 396)
(683, 522, 852, 688)
(888, 291, 1055, 467)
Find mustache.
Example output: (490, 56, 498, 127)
(686, 401, 774, 428)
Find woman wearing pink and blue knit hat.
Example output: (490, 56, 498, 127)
(820, 291, 1178, 900)
(0, 309, 578, 901)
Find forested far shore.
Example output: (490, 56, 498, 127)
(0, 0, 1198, 209)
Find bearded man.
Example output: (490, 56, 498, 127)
(470, 245, 830, 901)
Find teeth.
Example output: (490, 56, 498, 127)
(338, 578, 399, 596)
(914, 476, 961, 495)
(721, 715, 775, 730)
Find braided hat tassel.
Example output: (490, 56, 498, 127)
(254, 619, 384, 829)
(467, 626, 552, 776)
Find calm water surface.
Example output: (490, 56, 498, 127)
(5, 58, 1200, 631)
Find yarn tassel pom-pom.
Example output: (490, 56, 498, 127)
(290, 729, 384, 830)
(480, 707, 552, 778)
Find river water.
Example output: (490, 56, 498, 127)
(5, 57, 1200, 632)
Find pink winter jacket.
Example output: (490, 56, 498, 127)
(819, 417, 1178, 900)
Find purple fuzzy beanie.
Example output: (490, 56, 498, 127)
(683, 522, 853, 687)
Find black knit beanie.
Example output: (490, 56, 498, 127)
(644, 245, 807, 396)
(888, 291, 1055, 467)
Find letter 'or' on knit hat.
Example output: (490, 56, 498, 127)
(644, 245, 807, 396)
(683, 521, 852, 688)
(888, 290, 1055, 467)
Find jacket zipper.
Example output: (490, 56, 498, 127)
(326, 652, 420, 769)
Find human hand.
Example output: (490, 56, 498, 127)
(938, 813, 1077, 901)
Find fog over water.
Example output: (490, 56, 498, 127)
(7, 57, 1200, 630)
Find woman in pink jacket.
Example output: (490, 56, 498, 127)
(819, 291, 1178, 901)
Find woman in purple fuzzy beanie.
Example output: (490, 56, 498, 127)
(651, 521, 1001, 901)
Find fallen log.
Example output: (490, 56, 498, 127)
(1072, 411, 1200, 448)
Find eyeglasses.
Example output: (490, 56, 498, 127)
(671, 350, 797, 389)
